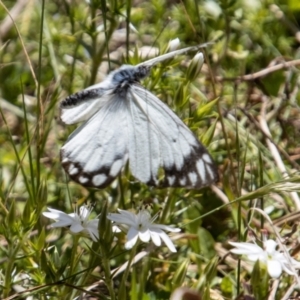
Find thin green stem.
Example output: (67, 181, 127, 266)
(3, 244, 21, 297)
(101, 248, 115, 300)
(160, 191, 173, 223)
(0, 107, 33, 201)
(22, 92, 35, 200)
(234, 82, 241, 296)
(36, 0, 46, 194)
(89, 1, 118, 84)
(118, 244, 138, 300)
(259, 152, 264, 237)
(63, 235, 79, 297)
(118, 175, 126, 209)
(69, 236, 79, 277)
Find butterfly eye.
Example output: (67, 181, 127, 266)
(135, 65, 151, 80)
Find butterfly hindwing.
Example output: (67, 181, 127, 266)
(128, 85, 218, 188)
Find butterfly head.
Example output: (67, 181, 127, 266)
(134, 65, 151, 80)
(112, 65, 151, 97)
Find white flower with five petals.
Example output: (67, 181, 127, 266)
(229, 239, 300, 278)
(43, 205, 99, 241)
(107, 209, 180, 252)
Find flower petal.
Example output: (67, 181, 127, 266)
(281, 262, 297, 276)
(112, 225, 121, 233)
(88, 219, 99, 227)
(79, 206, 90, 219)
(126, 227, 139, 247)
(139, 228, 151, 243)
(247, 253, 266, 262)
(264, 240, 278, 255)
(70, 223, 84, 233)
(267, 259, 282, 278)
(107, 211, 137, 227)
(150, 224, 181, 232)
(118, 209, 139, 221)
(126, 227, 139, 249)
(229, 242, 266, 261)
(149, 230, 162, 246)
(138, 210, 151, 224)
(290, 257, 300, 269)
(158, 230, 177, 253)
(108, 208, 180, 253)
(49, 219, 74, 227)
(86, 227, 99, 241)
(44, 207, 67, 215)
(229, 242, 263, 255)
(43, 210, 70, 221)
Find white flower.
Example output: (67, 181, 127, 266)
(229, 239, 300, 278)
(167, 38, 180, 52)
(107, 209, 181, 252)
(43, 205, 99, 241)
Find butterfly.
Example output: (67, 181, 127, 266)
(60, 44, 218, 189)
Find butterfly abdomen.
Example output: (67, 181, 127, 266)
(61, 88, 105, 108)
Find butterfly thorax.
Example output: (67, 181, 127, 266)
(112, 65, 150, 96)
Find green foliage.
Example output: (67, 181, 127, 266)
(171, 258, 190, 289)
(251, 260, 269, 300)
(1, 0, 300, 299)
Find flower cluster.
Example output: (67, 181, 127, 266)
(107, 209, 181, 252)
(43, 205, 180, 253)
(43, 205, 99, 241)
(229, 239, 300, 278)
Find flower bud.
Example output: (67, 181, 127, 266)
(6, 199, 16, 230)
(167, 38, 180, 52)
(251, 260, 269, 299)
(171, 258, 190, 288)
(186, 52, 204, 82)
(53, 247, 61, 269)
(174, 83, 188, 108)
(99, 201, 113, 245)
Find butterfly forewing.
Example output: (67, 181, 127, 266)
(61, 96, 130, 188)
(60, 79, 115, 124)
(60, 44, 218, 189)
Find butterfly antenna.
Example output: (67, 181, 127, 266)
(125, 0, 131, 59)
(100, 1, 111, 71)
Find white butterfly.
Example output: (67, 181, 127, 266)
(60, 44, 218, 189)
